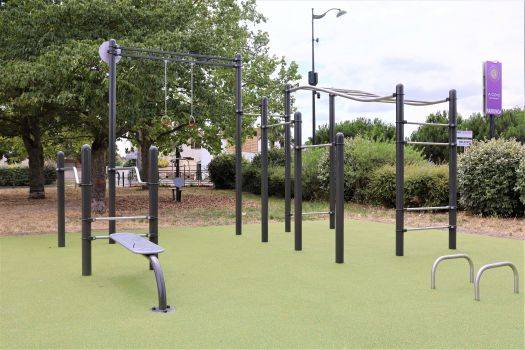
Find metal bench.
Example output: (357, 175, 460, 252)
(109, 233, 171, 312)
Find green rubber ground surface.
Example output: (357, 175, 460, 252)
(1, 220, 523, 349)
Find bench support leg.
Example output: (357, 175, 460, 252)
(147, 255, 172, 313)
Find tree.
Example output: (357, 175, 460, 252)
(0, 0, 299, 208)
(313, 118, 395, 144)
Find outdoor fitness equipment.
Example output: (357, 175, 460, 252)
(283, 84, 457, 257)
(259, 96, 346, 263)
(56, 151, 80, 247)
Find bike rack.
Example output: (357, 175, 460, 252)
(474, 262, 520, 301)
(431, 254, 474, 289)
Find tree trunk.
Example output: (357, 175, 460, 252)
(140, 139, 152, 183)
(91, 138, 107, 213)
(20, 117, 45, 199)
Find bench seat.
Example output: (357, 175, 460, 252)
(109, 233, 164, 255)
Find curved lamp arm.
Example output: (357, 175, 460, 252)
(313, 8, 347, 19)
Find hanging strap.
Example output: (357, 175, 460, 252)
(164, 59, 168, 117)
(189, 62, 196, 126)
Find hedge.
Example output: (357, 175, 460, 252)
(516, 158, 525, 206)
(365, 164, 448, 208)
(458, 139, 525, 217)
(0, 165, 57, 187)
(208, 154, 249, 189)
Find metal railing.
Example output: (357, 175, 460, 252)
(474, 262, 519, 301)
(431, 254, 474, 289)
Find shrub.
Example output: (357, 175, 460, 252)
(318, 137, 425, 202)
(251, 148, 286, 168)
(157, 158, 170, 168)
(0, 165, 56, 187)
(516, 158, 525, 206)
(366, 164, 448, 207)
(458, 139, 525, 217)
(208, 154, 247, 189)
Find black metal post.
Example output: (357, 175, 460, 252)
(261, 97, 269, 243)
(57, 151, 65, 247)
(175, 148, 181, 202)
(294, 112, 303, 251)
(448, 90, 457, 250)
(329, 94, 336, 229)
(81, 145, 92, 276)
(235, 53, 243, 236)
(196, 163, 202, 181)
(311, 8, 317, 145)
(395, 84, 405, 256)
(108, 38, 117, 244)
(489, 114, 495, 139)
(284, 85, 292, 233)
(149, 146, 159, 246)
(335, 132, 344, 263)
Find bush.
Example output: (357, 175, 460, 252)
(243, 165, 288, 197)
(516, 158, 525, 206)
(157, 158, 170, 168)
(208, 154, 248, 189)
(458, 139, 525, 217)
(0, 165, 57, 187)
(251, 148, 286, 168)
(366, 164, 448, 207)
(318, 137, 425, 202)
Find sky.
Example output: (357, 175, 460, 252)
(256, 0, 524, 137)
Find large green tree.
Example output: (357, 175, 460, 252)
(0, 0, 299, 207)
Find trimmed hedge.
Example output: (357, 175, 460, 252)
(365, 165, 448, 207)
(516, 158, 525, 206)
(458, 139, 525, 217)
(251, 148, 286, 168)
(208, 154, 249, 189)
(0, 166, 57, 187)
(318, 137, 425, 202)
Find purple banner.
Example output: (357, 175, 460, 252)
(483, 61, 502, 116)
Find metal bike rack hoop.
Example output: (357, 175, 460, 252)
(431, 254, 474, 289)
(474, 262, 519, 301)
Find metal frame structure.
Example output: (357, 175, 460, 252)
(56, 151, 81, 247)
(474, 262, 519, 301)
(284, 84, 456, 257)
(431, 254, 474, 289)
(105, 39, 244, 237)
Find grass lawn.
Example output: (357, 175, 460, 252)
(1, 220, 523, 348)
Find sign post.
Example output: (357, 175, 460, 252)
(483, 61, 502, 139)
(457, 130, 473, 148)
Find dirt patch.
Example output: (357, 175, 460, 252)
(0, 186, 523, 239)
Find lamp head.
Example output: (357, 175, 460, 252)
(336, 9, 347, 17)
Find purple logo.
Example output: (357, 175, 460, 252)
(483, 61, 502, 116)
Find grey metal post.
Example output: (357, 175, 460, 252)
(335, 132, 344, 263)
(329, 94, 336, 229)
(261, 97, 269, 243)
(395, 84, 405, 256)
(57, 151, 65, 247)
(81, 145, 92, 276)
(235, 53, 243, 236)
(149, 146, 159, 246)
(448, 90, 457, 250)
(108, 38, 117, 244)
(284, 85, 292, 233)
(294, 112, 302, 251)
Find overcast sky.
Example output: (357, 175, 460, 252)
(256, 0, 524, 137)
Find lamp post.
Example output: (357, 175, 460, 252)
(310, 7, 346, 144)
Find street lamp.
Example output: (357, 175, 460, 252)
(310, 7, 346, 144)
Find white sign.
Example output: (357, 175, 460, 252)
(98, 41, 121, 64)
(457, 130, 473, 139)
(457, 139, 473, 147)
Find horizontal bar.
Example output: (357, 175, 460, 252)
(405, 141, 452, 146)
(302, 211, 332, 216)
(300, 143, 332, 149)
(404, 121, 449, 127)
(405, 225, 450, 232)
(405, 206, 450, 211)
(262, 121, 291, 129)
(92, 235, 110, 240)
(117, 52, 236, 68)
(116, 45, 235, 62)
(91, 215, 149, 221)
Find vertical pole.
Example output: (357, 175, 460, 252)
(261, 97, 269, 243)
(148, 145, 159, 271)
(81, 145, 92, 276)
(235, 53, 243, 236)
(57, 151, 65, 247)
(335, 133, 344, 263)
(294, 112, 303, 251)
(489, 114, 495, 139)
(448, 90, 457, 250)
(311, 9, 317, 145)
(175, 148, 181, 202)
(284, 85, 292, 233)
(329, 94, 336, 229)
(108, 38, 117, 244)
(395, 84, 405, 257)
